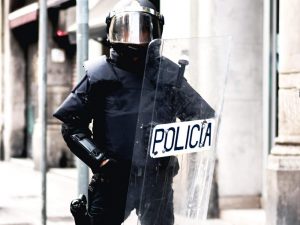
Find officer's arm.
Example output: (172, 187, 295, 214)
(61, 123, 109, 172)
(53, 75, 108, 173)
(175, 79, 215, 121)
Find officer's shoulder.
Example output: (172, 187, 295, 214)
(160, 56, 180, 83)
(83, 55, 118, 84)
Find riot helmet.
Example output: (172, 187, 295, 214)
(106, 0, 164, 47)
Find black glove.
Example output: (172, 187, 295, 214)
(94, 157, 118, 175)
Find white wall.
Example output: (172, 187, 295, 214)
(213, 0, 263, 199)
(161, 0, 191, 39)
(161, 0, 264, 204)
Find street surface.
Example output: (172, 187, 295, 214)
(0, 159, 265, 225)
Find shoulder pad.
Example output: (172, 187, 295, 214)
(160, 57, 180, 83)
(83, 56, 119, 84)
(53, 93, 92, 125)
(147, 57, 180, 86)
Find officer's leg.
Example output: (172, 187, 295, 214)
(88, 161, 131, 225)
(138, 173, 175, 225)
(139, 189, 174, 225)
(122, 175, 140, 222)
(88, 174, 122, 225)
(135, 156, 179, 225)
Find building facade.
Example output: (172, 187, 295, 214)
(0, 0, 299, 223)
(1, 0, 76, 168)
(266, 0, 300, 224)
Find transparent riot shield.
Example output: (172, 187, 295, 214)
(123, 37, 231, 225)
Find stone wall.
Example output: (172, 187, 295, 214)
(3, 12, 26, 159)
(0, 0, 4, 160)
(209, 0, 264, 206)
(266, 0, 300, 224)
(161, 0, 264, 209)
(32, 19, 75, 169)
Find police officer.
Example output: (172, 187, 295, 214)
(54, 0, 214, 225)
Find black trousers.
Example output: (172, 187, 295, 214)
(88, 162, 174, 225)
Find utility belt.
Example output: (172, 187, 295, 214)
(89, 156, 179, 186)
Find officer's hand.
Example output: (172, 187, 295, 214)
(96, 158, 118, 177)
(93, 151, 117, 173)
(100, 158, 117, 168)
(100, 159, 110, 167)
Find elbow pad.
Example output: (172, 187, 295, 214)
(70, 133, 107, 172)
(61, 124, 106, 172)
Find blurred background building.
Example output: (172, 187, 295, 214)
(0, 0, 299, 224)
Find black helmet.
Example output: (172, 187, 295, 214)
(106, 0, 164, 46)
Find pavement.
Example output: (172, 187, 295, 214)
(0, 159, 265, 225)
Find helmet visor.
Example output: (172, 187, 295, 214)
(108, 12, 162, 45)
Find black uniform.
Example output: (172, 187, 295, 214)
(54, 47, 214, 225)
(53, 0, 217, 224)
